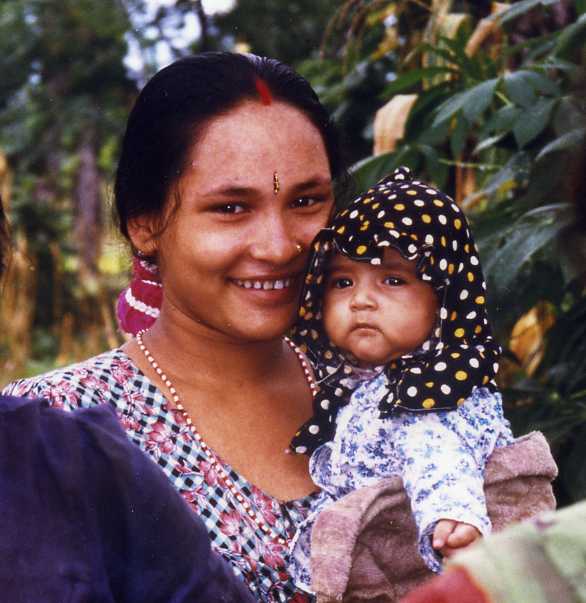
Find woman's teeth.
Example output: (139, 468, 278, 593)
(234, 278, 292, 290)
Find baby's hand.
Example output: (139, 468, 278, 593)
(432, 519, 481, 559)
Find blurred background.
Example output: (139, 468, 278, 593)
(0, 0, 584, 504)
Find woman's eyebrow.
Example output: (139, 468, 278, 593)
(200, 184, 258, 198)
(200, 176, 331, 198)
(289, 176, 332, 194)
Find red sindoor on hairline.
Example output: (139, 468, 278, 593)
(254, 77, 273, 106)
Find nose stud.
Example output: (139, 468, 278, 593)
(295, 243, 303, 254)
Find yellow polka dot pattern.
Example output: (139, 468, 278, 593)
(290, 166, 501, 455)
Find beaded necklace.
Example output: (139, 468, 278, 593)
(135, 330, 318, 546)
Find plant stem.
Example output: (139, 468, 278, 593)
(438, 159, 502, 170)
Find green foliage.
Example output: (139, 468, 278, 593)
(0, 0, 584, 505)
(315, 0, 586, 505)
(213, 0, 341, 65)
(0, 0, 137, 377)
(297, 27, 395, 161)
(488, 0, 561, 25)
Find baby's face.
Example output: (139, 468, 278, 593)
(323, 249, 438, 366)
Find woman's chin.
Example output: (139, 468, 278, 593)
(223, 313, 296, 344)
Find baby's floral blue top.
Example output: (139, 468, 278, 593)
(291, 373, 513, 591)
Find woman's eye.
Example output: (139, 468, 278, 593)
(291, 196, 320, 209)
(332, 277, 353, 289)
(383, 276, 405, 286)
(213, 203, 246, 215)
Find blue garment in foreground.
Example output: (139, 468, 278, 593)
(0, 395, 254, 603)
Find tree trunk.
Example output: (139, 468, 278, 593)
(75, 127, 101, 281)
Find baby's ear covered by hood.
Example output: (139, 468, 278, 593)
(383, 343, 500, 416)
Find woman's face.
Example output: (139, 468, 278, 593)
(148, 100, 334, 342)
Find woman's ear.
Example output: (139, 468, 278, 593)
(127, 215, 159, 257)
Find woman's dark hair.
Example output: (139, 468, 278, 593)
(114, 52, 346, 241)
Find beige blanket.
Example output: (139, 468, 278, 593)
(310, 431, 558, 603)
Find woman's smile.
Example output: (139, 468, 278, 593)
(230, 274, 301, 305)
(233, 277, 294, 291)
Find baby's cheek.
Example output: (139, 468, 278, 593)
(322, 297, 348, 346)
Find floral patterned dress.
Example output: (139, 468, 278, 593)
(291, 373, 514, 591)
(2, 349, 317, 602)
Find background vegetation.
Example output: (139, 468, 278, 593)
(1, 0, 584, 505)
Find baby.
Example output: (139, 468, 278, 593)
(289, 167, 513, 592)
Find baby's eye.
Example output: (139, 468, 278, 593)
(212, 203, 246, 215)
(383, 276, 405, 286)
(332, 277, 353, 289)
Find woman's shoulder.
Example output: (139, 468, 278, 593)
(1, 348, 136, 410)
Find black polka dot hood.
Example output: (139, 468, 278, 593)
(290, 167, 501, 455)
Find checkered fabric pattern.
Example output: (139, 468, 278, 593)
(3, 349, 317, 602)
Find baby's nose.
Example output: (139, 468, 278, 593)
(350, 287, 377, 310)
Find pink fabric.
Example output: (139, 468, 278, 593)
(116, 258, 163, 335)
(401, 567, 490, 603)
(310, 431, 558, 603)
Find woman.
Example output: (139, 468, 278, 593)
(0, 199, 253, 602)
(3, 52, 346, 601)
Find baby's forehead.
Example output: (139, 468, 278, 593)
(328, 248, 416, 272)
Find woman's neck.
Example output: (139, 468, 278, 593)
(135, 310, 289, 393)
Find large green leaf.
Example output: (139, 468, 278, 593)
(432, 78, 499, 127)
(523, 70, 560, 97)
(432, 91, 467, 127)
(540, 57, 581, 72)
(380, 66, 455, 98)
(513, 97, 557, 148)
(536, 127, 586, 160)
(490, 0, 560, 25)
(554, 13, 586, 58)
(504, 70, 560, 107)
(463, 152, 531, 206)
(480, 105, 522, 140)
(473, 133, 507, 155)
(483, 204, 574, 295)
(462, 78, 499, 122)
(349, 146, 423, 195)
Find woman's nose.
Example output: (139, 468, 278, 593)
(248, 212, 299, 265)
